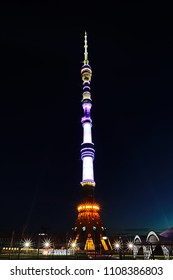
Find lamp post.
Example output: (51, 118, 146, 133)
(42, 238, 52, 256)
(42, 239, 52, 249)
(38, 233, 46, 258)
(113, 240, 122, 259)
(71, 242, 76, 255)
(70, 241, 79, 257)
(127, 241, 134, 259)
(21, 238, 32, 255)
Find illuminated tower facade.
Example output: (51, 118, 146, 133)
(72, 33, 112, 251)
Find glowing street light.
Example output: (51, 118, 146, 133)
(127, 241, 134, 251)
(113, 239, 124, 259)
(70, 241, 79, 255)
(42, 238, 52, 249)
(126, 241, 134, 259)
(113, 240, 122, 251)
(70, 242, 76, 255)
(21, 238, 33, 251)
(71, 242, 76, 248)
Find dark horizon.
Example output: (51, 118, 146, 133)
(0, 2, 172, 236)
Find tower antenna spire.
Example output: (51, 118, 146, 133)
(84, 31, 89, 64)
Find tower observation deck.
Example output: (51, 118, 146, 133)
(72, 33, 112, 251)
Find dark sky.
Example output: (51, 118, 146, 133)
(0, 1, 172, 236)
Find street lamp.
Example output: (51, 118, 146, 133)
(127, 241, 134, 259)
(42, 238, 52, 256)
(114, 241, 121, 250)
(113, 240, 123, 259)
(21, 238, 32, 254)
(70, 241, 79, 256)
(71, 242, 76, 248)
(22, 238, 32, 248)
(127, 241, 134, 250)
(71, 242, 76, 255)
(114, 242, 120, 251)
(38, 232, 47, 258)
(42, 238, 52, 249)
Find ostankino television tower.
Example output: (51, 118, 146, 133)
(72, 32, 112, 251)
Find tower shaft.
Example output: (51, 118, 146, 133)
(72, 33, 112, 252)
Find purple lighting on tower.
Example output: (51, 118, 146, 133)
(80, 32, 95, 186)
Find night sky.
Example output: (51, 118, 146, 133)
(0, 1, 172, 236)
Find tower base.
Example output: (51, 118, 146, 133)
(72, 202, 112, 251)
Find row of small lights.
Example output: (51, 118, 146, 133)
(113, 240, 134, 251)
(21, 238, 134, 251)
(21, 238, 52, 249)
(21, 239, 79, 251)
(77, 204, 100, 211)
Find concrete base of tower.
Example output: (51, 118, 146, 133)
(72, 204, 112, 251)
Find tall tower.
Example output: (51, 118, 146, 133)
(72, 32, 112, 251)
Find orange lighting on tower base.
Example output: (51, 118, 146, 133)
(77, 203, 100, 212)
